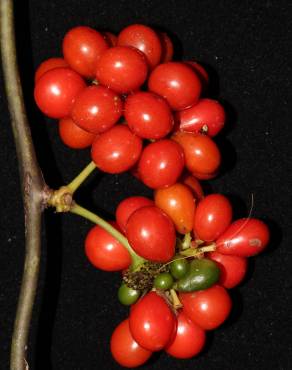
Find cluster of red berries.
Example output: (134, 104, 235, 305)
(34, 24, 270, 368)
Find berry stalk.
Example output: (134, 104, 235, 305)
(70, 203, 146, 269)
(67, 161, 97, 193)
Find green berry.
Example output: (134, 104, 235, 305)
(173, 258, 220, 292)
(153, 272, 174, 290)
(170, 256, 189, 279)
(118, 283, 140, 305)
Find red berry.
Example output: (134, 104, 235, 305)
(126, 206, 176, 262)
(118, 24, 162, 69)
(96, 46, 148, 93)
(111, 319, 152, 368)
(180, 284, 232, 330)
(193, 194, 233, 242)
(148, 62, 201, 110)
(124, 91, 173, 139)
(154, 183, 196, 234)
(137, 139, 185, 189)
(91, 125, 142, 174)
(58, 117, 96, 149)
(176, 98, 225, 137)
(63, 26, 109, 78)
(34, 57, 68, 82)
(165, 311, 206, 359)
(172, 131, 221, 175)
(115, 196, 154, 233)
(207, 252, 248, 289)
(85, 225, 131, 271)
(71, 85, 123, 134)
(129, 291, 177, 351)
(34, 67, 86, 119)
(216, 218, 270, 257)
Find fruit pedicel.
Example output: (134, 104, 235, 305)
(34, 23, 270, 368)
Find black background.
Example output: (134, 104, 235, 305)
(0, 0, 292, 369)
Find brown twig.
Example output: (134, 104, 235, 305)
(0, 1, 46, 369)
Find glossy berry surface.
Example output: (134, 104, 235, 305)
(193, 194, 233, 242)
(85, 224, 131, 271)
(34, 67, 86, 119)
(165, 311, 206, 359)
(117, 24, 162, 69)
(124, 91, 173, 139)
(155, 183, 196, 234)
(153, 272, 174, 290)
(176, 98, 225, 137)
(170, 256, 189, 279)
(71, 85, 123, 134)
(216, 218, 270, 257)
(115, 196, 154, 233)
(172, 131, 221, 175)
(129, 291, 177, 351)
(111, 319, 152, 368)
(118, 283, 140, 306)
(180, 284, 232, 330)
(137, 139, 185, 189)
(96, 46, 148, 93)
(148, 62, 202, 110)
(174, 258, 220, 292)
(126, 206, 176, 262)
(91, 125, 142, 174)
(63, 26, 109, 78)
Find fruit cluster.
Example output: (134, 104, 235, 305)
(34, 24, 270, 368)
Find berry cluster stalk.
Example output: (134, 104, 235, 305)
(0, 1, 47, 369)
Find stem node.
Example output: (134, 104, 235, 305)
(47, 186, 73, 212)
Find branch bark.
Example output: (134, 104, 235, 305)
(1, 1, 46, 369)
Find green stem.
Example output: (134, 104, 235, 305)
(67, 161, 96, 194)
(181, 232, 192, 250)
(70, 203, 145, 269)
(180, 244, 216, 257)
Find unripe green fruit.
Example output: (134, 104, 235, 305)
(118, 283, 140, 305)
(173, 258, 220, 292)
(153, 272, 174, 290)
(170, 256, 189, 279)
